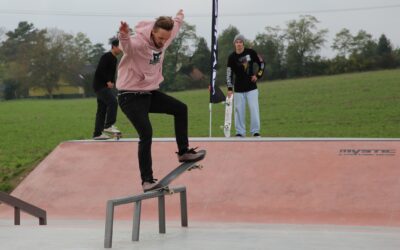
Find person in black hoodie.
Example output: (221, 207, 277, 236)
(226, 34, 265, 137)
(92, 39, 122, 140)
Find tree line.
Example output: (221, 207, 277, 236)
(215, 15, 400, 85)
(0, 15, 399, 100)
(0, 22, 106, 99)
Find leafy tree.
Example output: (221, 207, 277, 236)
(177, 37, 212, 90)
(64, 32, 95, 96)
(394, 48, 400, 67)
(0, 24, 104, 98)
(376, 34, 396, 69)
(332, 28, 353, 58)
(0, 27, 5, 44)
(253, 26, 286, 80)
(29, 29, 61, 98)
(89, 43, 106, 66)
(285, 44, 303, 76)
(303, 55, 329, 76)
(163, 21, 197, 91)
(377, 34, 392, 55)
(347, 30, 378, 71)
(351, 30, 373, 55)
(331, 28, 358, 73)
(327, 55, 350, 74)
(191, 37, 211, 76)
(1, 22, 44, 62)
(82, 42, 106, 97)
(284, 15, 328, 77)
(331, 29, 397, 72)
(0, 22, 43, 98)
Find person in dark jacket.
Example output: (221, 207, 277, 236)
(92, 39, 122, 140)
(226, 34, 265, 137)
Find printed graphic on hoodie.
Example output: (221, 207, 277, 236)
(239, 54, 251, 72)
(150, 51, 162, 65)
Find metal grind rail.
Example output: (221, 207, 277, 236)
(104, 186, 188, 248)
(0, 191, 47, 225)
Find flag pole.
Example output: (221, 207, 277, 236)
(209, 103, 212, 137)
(209, 0, 225, 137)
(209, 0, 218, 137)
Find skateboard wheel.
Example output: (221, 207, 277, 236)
(164, 188, 174, 195)
(193, 164, 202, 169)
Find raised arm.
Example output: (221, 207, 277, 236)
(176, 9, 184, 19)
(164, 9, 185, 48)
(118, 21, 134, 56)
(119, 21, 129, 35)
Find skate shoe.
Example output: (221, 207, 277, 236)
(142, 179, 158, 192)
(93, 132, 111, 140)
(103, 125, 121, 134)
(177, 147, 206, 162)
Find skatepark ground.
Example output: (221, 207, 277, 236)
(1, 138, 400, 249)
(2, 219, 400, 250)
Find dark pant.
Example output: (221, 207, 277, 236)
(93, 88, 118, 137)
(118, 90, 189, 182)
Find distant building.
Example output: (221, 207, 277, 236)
(189, 67, 206, 81)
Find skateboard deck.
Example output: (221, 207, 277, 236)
(103, 131, 122, 140)
(145, 150, 206, 193)
(223, 95, 233, 137)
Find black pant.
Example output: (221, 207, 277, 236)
(93, 88, 118, 137)
(118, 90, 189, 182)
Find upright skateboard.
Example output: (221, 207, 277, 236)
(145, 150, 206, 193)
(223, 95, 233, 137)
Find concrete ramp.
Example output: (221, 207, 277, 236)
(0, 138, 399, 226)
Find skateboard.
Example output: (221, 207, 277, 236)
(103, 131, 122, 140)
(145, 150, 206, 194)
(223, 95, 233, 137)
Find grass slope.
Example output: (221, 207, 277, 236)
(0, 69, 399, 191)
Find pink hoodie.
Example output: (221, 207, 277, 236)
(116, 13, 184, 91)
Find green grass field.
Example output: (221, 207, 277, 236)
(0, 69, 399, 191)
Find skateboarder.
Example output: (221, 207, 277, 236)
(92, 39, 122, 140)
(117, 9, 205, 191)
(226, 34, 265, 137)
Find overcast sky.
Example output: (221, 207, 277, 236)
(1, 0, 400, 57)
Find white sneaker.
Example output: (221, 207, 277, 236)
(142, 179, 158, 192)
(177, 148, 206, 162)
(103, 125, 120, 134)
(93, 133, 111, 140)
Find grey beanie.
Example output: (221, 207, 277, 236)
(233, 34, 245, 44)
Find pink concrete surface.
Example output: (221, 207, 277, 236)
(1, 139, 399, 226)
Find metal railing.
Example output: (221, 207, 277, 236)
(104, 186, 188, 248)
(0, 191, 47, 225)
